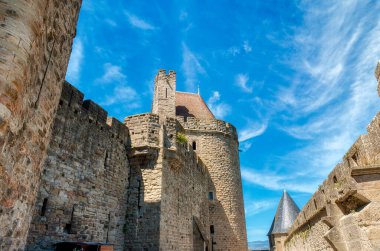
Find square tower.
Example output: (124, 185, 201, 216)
(152, 69, 176, 118)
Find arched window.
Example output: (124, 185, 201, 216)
(192, 141, 197, 150)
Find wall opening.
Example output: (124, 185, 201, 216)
(41, 198, 48, 216)
(351, 151, 359, 166)
(165, 88, 168, 98)
(210, 225, 215, 234)
(208, 192, 214, 201)
(104, 151, 108, 169)
(192, 141, 197, 150)
(64, 205, 76, 234)
(137, 179, 142, 217)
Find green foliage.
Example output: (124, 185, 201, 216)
(176, 132, 188, 144)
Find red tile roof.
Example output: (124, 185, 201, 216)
(175, 92, 215, 119)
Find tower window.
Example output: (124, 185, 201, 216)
(192, 141, 197, 150)
(41, 198, 48, 216)
(165, 88, 168, 98)
(208, 192, 214, 201)
(210, 225, 215, 234)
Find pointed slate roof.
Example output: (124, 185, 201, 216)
(268, 191, 300, 235)
(175, 91, 215, 119)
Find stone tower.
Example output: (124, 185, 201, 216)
(268, 191, 300, 251)
(174, 74, 248, 250)
(0, 1, 81, 250)
(152, 69, 176, 118)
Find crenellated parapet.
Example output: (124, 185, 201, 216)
(60, 81, 129, 144)
(176, 116, 238, 141)
(124, 113, 160, 149)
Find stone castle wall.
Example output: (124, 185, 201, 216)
(26, 82, 130, 251)
(0, 1, 81, 250)
(160, 121, 211, 250)
(177, 116, 248, 250)
(124, 114, 213, 250)
(285, 112, 380, 251)
(124, 114, 162, 249)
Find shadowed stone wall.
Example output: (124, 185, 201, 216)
(0, 1, 81, 250)
(26, 82, 130, 251)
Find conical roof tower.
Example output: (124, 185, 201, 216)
(268, 190, 300, 235)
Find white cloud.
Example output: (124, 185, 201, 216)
(240, 141, 252, 152)
(97, 63, 126, 84)
(66, 38, 83, 83)
(101, 85, 140, 108)
(207, 91, 231, 119)
(268, 0, 380, 178)
(181, 43, 206, 91)
(245, 199, 276, 216)
(226, 40, 253, 56)
(105, 19, 117, 27)
(243, 40, 252, 53)
(235, 73, 253, 93)
(125, 11, 156, 30)
(241, 168, 319, 194)
(239, 121, 267, 142)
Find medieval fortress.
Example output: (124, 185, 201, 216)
(1, 1, 380, 251)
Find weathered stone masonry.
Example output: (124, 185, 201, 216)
(0, 1, 81, 250)
(0, 3, 248, 248)
(23, 69, 248, 251)
(26, 82, 130, 251)
(177, 116, 248, 250)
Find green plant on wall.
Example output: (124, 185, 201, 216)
(176, 132, 188, 144)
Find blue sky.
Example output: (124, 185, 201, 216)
(66, 0, 380, 242)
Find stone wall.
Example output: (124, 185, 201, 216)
(124, 114, 213, 250)
(124, 113, 162, 250)
(26, 82, 130, 251)
(160, 121, 211, 250)
(0, 1, 81, 250)
(285, 112, 380, 251)
(177, 116, 248, 250)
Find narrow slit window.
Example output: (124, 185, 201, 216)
(41, 198, 48, 216)
(165, 88, 168, 98)
(192, 141, 197, 150)
(210, 225, 215, 234)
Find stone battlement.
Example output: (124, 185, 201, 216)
(176, 115, 238, 141)
(124, 113, 160, 148)
(60, 81, 129, 143)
